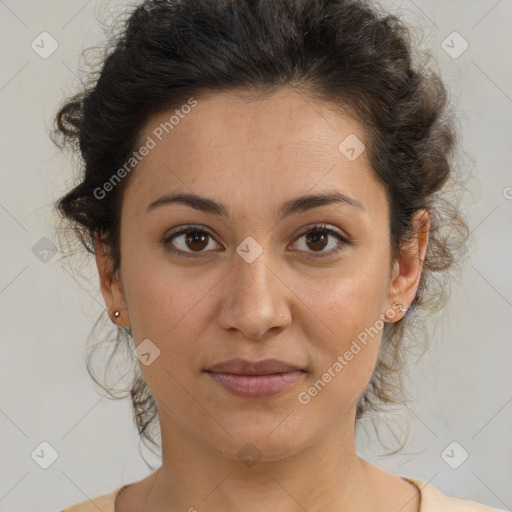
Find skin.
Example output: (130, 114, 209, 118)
(94, 87, 428, 512)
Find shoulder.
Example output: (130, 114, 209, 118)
(59, 485, 129, 512)
(405, 478, 507, 512)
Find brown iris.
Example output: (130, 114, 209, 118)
(305, 229, 329, 252)
(185, 231, 209, 251)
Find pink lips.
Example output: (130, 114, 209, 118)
(205, 358, 306, 399)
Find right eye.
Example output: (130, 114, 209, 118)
(162, 225, 222, 256)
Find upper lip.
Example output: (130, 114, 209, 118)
(205, 358, 305, 375)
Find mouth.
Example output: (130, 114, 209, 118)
(204, 358, 307, 399)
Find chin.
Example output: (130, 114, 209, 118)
(200, 416, 315, 463)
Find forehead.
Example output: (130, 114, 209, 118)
(124, 88, 386, 220)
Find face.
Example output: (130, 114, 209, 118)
(96, 87, 425, 462)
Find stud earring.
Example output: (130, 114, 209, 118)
(111, 311, 130, 328)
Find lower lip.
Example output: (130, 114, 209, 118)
(205, 371, 305, 399)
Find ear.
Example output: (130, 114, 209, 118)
(386, 209, 429, 321)
(93, 231, 130, 327)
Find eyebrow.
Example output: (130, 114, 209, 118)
(146, 189, 363, 220)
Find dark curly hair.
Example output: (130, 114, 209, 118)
(52, 0, 470, 465)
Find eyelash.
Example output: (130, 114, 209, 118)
(161, 223, 349, 259)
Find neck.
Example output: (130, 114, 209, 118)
(143, 409, 379, 512)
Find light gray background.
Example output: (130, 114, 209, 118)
(0, 1, 511, 511)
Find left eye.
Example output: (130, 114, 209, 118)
(291, 224, 348, 257)
(162, 224, 348, 258)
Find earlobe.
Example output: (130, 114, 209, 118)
(93, 232, 130, 327)
(386, 209, 429, 322)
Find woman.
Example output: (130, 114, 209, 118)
(54, 0, 501, 511)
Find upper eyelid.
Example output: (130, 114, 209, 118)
(165, 223, 345, 239)
(294, 223, 347, 239)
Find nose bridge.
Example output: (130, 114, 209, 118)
(232, 220, 276, 283)
(233, 238, 279, 306)
(218, 237, 290, 338)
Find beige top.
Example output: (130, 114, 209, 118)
(59, 477, 505, 512)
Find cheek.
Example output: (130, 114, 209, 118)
(125, 270, 203, 343)
(293, 248, 391, 407)
(303, 242, 390, 341)
(307, 280, 384, 368)
(296, 291, 384, 415)
(121, 253, 221, 384)
(120, 233, 203, 332)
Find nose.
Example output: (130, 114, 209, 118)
(216, 248, 291, 340)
